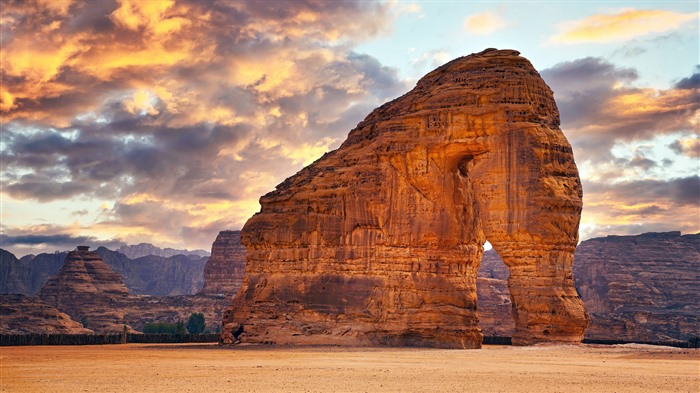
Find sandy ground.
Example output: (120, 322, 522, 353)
(1, 343, 698, 392)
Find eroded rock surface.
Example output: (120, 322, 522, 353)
(575, 232, 700, 342)
(39, 246, 132, 333)
(198, 231, 246, 296)
(0, 294, 93, 335)
(477, 232, 700, 343)
(224, 49, 587, 347)
(38, 246, 230, 334)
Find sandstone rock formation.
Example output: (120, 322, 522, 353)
(0, 250, 64, 295)
(198, 231, 246, 296)
(0, 294, 93, 335)
(223, 49, 587, 347)
(1, 247, 207, 297)
(574, 232, 699, 342)
(477, 232, 700, 343)
(34, 245, 231, 334)
(40, 246, 132, 333)
(476, 249, 515, 337)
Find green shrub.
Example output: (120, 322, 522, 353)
(187, 313, 205, 334)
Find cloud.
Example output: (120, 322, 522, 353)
(464, 12, 506, 35)
(541, 58, 698, 163)
(540, 57, 699, 239)
(579, 176, 700, 240)
(1, 0, 407, 254)
(0, 231, 126, 256)
(549, 9, 698, 44)
(675, 70, 700, 90)
(669, 136, 700, 158)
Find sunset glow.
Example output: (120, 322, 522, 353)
(1, 1, 698, 256)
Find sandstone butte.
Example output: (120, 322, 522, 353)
(198, 231, 247, 297)
(40, 246, 132, 333)
(38, 246, 231, 334)
(223, 49, 588, 348)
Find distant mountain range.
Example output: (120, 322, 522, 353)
(117, 243, 209, 259)
(1, 246, 208, 296)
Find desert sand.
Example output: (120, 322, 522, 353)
(1, 343, 698, 392)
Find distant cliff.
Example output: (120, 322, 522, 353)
(0, 250, 65, 295)
(198, 231, 246, 296)
(478, 232, 700, 343)
(33, 246, 230, 334)
(97, 248, 206, 296)
(1, 248, 207, 296)
(573, 232, 699, 342)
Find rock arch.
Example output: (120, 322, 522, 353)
(222, 49, 588, 348)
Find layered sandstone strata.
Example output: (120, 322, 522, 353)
(0, 294, 93, 335)
(198, 231, 246, 296)
(39, 246, 132, 333)
(477, 232, 700, 343)
(223, 49, 587, 347)
(476, 250, 515, 337)
(574, 232, 699, 342)
(35, 246, 232, 334)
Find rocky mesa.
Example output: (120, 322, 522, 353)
(223, 48, 587, 348)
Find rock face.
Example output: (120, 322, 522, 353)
(32, 245, 231, 334)
(198, 231, 246, 296)
(223, 49, 587, 347)
(574, 232, 700, 342)
(39, 246, 132, 333)
(477, 232, 700, 343)
(0, 250, 64, 295)
(98, 247, 207, 296)
(0, 294, 93, 335)
(1, 248, 207, 297)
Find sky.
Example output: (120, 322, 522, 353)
(1, 0, 698, 257)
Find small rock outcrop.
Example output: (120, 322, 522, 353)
(198, 231, 246, 296)
(223, 49, 587, 348)
(0, 294, 93, 335)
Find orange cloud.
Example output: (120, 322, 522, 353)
(464, 12, 506, 35)
(550, 9, 698, 44)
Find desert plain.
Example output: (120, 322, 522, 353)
(1, 343, 698, 392)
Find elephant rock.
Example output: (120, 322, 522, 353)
(223, 49, 588, 348)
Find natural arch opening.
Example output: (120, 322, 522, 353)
(476, 245, 515, 338)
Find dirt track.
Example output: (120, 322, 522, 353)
(1, 343, 698, 392)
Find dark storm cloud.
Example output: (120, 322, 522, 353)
(628, 155, 657, 170)
(0, 233, 125, 250)
(674, 70, 700, 90)
(669, 137, 700, 158)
